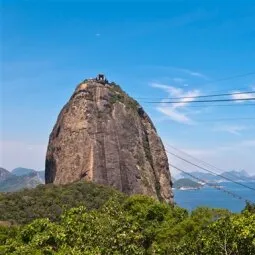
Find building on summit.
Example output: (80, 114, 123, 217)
(95, 74, 108, 84)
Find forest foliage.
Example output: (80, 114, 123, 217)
(0, 182, 254, 255)
(0, 181, 125, 224)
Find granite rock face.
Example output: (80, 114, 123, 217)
(45, 79, 173, 203)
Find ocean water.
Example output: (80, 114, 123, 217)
(174, 182, 255, 212)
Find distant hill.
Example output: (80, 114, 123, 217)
(0, 168, 12, 182)
(12, 167, 36, 176)
(180, 170, 255, 183)
(221, 170, 253, 181)
(37, 170, 45, 182)
(180, 172, 221, 182)
(0, 172, 43, 192)
(173, 178, 202, 190)
(0, 167, 45, 192)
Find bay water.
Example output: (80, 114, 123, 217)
(174, 182, 255, 212)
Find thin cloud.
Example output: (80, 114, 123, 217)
(139, 65, 208, 80)
(175, 67, 208, 79)
(151, 83, 177, 94)
(157, 107, 191, 124)
(151, 83, 200, 124)
(231, 91, 255, 102)
(213, 124, 248, 135)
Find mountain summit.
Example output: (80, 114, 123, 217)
(45, 75, 173, 203)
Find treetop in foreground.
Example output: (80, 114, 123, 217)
(0, 190, 254, 255)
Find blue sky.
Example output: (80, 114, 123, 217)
(1, 0, 255, 175)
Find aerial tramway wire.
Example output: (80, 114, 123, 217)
(145, 103, 255, 108)
(135, 70, 255, 100)
(191, 117, 255, 122)
(169, 163, 252, 203)
(144, 97, 255, 104)
(127, 106, 255, 201)
(166, 149, 255, 192)
(137, 91, 255, 100)
(167, 144, 255, 184)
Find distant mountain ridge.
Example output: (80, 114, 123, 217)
(179, 170, 255, 183)
(0, 167, 45, 192)
(12, 167, 36, 176)
(221, 170, 251, 180)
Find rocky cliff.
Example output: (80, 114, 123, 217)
(45, 78, 173, 203)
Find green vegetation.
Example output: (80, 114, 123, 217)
(109, 83, 139, 111)
(0, 181, 125, 224)
(173, 178, 203, 189)
(242, 201, 255, 214)
(0, 182, 254, 254)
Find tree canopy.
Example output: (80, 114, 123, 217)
(0, 183, 254, 255)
